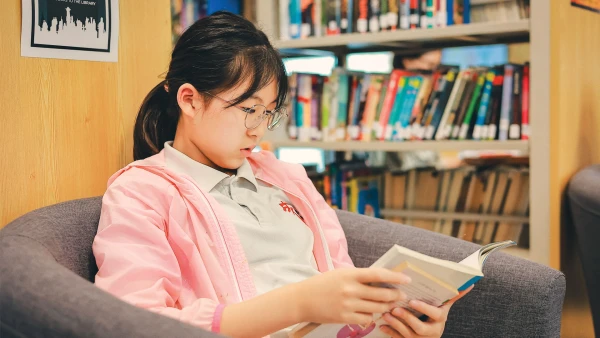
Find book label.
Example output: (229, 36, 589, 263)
(341, 18, 348, 30)
(384, 126, 393, 140)
(459, 124, 469, 140)
(472, 125, 482, 140)
(290, 24, 300, 37)
(288, 126, 298, 138)
(357, 19, 368, 33)
(328, 21, 338, 31)
(487, 125, 497, 140)
(388, 13, 399, 28)
(425, 126, 435, 140)
(400, 16, 409, 29)
(301, 24, 311, 37)
(509, 124, 520, 139)
(369, 17, 380, 32)
(336, 128, 346, 140)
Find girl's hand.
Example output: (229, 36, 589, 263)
(379, 285, 474, 338)
(294, 268, 412, 325)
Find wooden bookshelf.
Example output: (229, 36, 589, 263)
(271, 140, 529, 153)
(275, 20, 530, 56)
(379, 209, 529, 224)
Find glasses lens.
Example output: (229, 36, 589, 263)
(245, 105, 267, 129)
(267, 107, 287, 130)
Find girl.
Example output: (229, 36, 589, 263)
(93, 12, 470, 338)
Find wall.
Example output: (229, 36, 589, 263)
(549, 2, 600, 337)
(0, 0, 172, 226)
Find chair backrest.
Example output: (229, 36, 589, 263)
(567, 164, 600, 336)
(1, 197, 102, 282)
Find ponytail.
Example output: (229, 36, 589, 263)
(133, 80, 178, 161)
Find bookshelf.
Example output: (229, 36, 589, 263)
(271, 140, 529, 153)
(275, 20, 530, 56)
(256, 1, 600, 278)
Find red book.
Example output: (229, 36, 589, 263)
(377, 70, 414, 140)
(521, 63, 530, 140)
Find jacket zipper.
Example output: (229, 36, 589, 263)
(256, 176, 335, 271)
(184, 177, 244, 302)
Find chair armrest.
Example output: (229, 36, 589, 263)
(0, 235, 221, 338)
(336, 210, 566, 338)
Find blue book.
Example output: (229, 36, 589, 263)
(473, 69, 496, 140)
(289, 0, 302, 39)
(463, 0, 471, 24)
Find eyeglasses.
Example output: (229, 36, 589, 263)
(203, 92, 288, 131)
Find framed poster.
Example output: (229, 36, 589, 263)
(21, 0, 119, 62)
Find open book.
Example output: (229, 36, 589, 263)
(289, 240, 516, 338)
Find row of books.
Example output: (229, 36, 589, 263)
(307, 162, 529, 247)
(279, 0, 531, 40)
(286, 63, 530, 142)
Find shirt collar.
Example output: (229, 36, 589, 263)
(163, 141, 257, 192)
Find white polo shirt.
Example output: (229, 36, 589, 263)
(163, 142, 321, 301)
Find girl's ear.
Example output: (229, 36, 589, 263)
(177, 83, 203, 120)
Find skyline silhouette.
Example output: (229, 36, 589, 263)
(34, 4, 109, 50)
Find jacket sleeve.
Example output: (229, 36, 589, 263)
(298, 167, 355, 269)
(92, 181, 225, 333)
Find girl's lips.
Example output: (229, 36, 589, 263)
(241, 148, 252, 157)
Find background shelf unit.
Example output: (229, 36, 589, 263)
(271, 140, 529, 153)
(275, 20, 530, 57)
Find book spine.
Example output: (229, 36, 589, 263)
(377, 70, 404, 140)
(447, 0, 454, 25)
(486, 70, 504, 140)
(472, 70, 495, 140)
(498, 64, 514, 141)
(369, 0, 381, 32)
(463, 0, 471, 24)
(521, 63, 530, 140)
(336, 73, 350, 141)
(400, 0, 411, 29)
(388, 0, 399, 30)
(379, 0, 389, 30)
(426, 69, 457, 140)
(287, 73, 298, 139)
(357, 0, 369, 33)
(385, 77, 408, 141)
(313, 0, 323, 36)
(457, 72, 485, 140)
(289, 0, 302, 39)
(410, 0, 420, 29)
(426, 0, 435, 28)
(279, 0, 290, 40)
(438, 0, 447, 27)
(509, 65, 522, 140)
(300, 0, 314, 38)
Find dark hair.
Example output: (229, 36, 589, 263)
(133, 11, 288, 160)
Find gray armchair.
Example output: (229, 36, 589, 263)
(0, 197, 565, 337)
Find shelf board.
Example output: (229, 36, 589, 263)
(270, 140, 529, 153)
(275, 20, 530, 56)
(380, 209, 529, 223)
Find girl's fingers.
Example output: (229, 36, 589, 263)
(358, 284, 408, 303)
(351, 299, 395, 315)
(379, 324, 405, 338)
(382, 312, 415, 338)
(407, 300, 446, 322)
(355, 268, 412, 285)
(391, 308, 437, 337)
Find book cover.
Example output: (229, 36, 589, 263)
(472, 69, 496, 140)
(521, 62, 530, 140)
(509, 64, 523, 140)
(498, 64, 514, 141)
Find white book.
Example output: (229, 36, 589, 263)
(291, 240, 516, 338)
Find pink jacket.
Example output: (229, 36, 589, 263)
(93, 149, 354, 335)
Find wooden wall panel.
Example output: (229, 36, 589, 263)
(0, 0, 171, 226)
(550, 1, 600, 337)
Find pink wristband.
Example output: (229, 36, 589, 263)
(212, 304, 226, 333)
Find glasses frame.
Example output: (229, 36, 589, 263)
(203, 91, 287, 131)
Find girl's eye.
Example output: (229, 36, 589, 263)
(244, 107, 256, 114)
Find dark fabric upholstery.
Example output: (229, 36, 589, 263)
(337, 210, 566, 338)
(567, 164, 600, 336)
(0, 198, 565, 337)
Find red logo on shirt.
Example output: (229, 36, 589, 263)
(279, 201, 304, 222)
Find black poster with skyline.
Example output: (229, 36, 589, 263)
(31, 0, 112, 52)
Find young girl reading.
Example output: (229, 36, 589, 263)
(93, 12, 470, 338)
